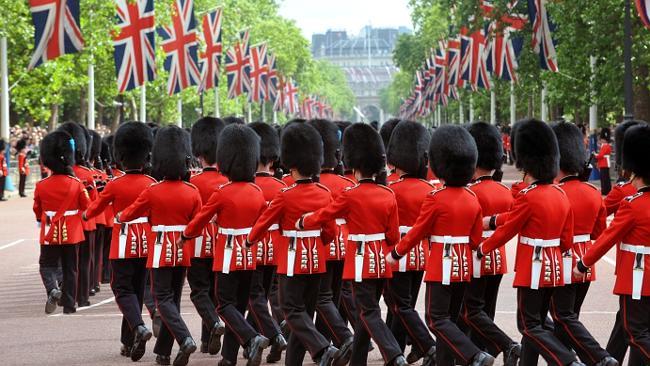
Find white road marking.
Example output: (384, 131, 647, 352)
(49, 296, 116, 317)
(0, 239, 25, 251)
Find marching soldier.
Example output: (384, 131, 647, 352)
(89, 130, 107, 296)
(247, 122, 288, 363)
(118, 126, 199, 366)
(300, 123, 407, 366)
(384, 120, 437, 365)
(248, 122, 341, 366)
(478, 119, 581, 366)
(187, 117, 227, 355)
(593, 128, 612, 195)
(379, 119, 400, 183)
(576, 123, 650, 365)
(389, 125, 494, 366)
(16, 138, 28, 197)
(181, 124, 271, 366)
(463, 122, 521, 366)
(0, 138, 7, 201)
(99, 137, 116, 284)
(34, 130, 90, 315)
(548, 122, 617, 366)
(83, 122, 156, 361)
(305, 118, 355, 363)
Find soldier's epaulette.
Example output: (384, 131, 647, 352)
(616, 181, 629, 187)
(377, 184, 395, 195)
(269, 176, 285, 185)
(247, 182, 263, 192)
(182, 181, 198, 190)
(519, 184, 538, 195)
(340, 175, 356, 185)
(428, 187, 446, 196)
(496, 181, 510, 190)
(66, 175, 81, 183)
(583, 182, 599, 191)
(625, 192, 643, 202)
(552, 185, 567, 195)
(218, 181, 233, 190)
(388, 178, 403, 186)
(467, 180, 479, 188)
(315, 182, 331, 193)
(282, 173, 291, 180)
(420, 178, 436, 188)
(463, 186, 477, 197)
(281, 183, 298, 192)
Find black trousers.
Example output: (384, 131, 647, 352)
(606, 310, 645, 365)
(460, 274, 512, 356)
(600, 167, 612, 195)
(39, 244, 78, 309)
(316, 261, 353, 347)
(111, 258, 147, 347)
(549, 282, 608, 364)
(101, 226, 112, 283)
(517, 287, 575, 366)
(385, 271, 434, 354)
(620, 295, 650, 364)
(278, 274, 329, 365)
(18, 173, 26, 196)
(247, 265, 281, 338)
(215, 271, 259, 362)
(143, 270, 156, 317)
(151, 267, 192, 357)
(0, 175, 5, 199)
(92, 225, 104, 289)
(340, 280, 360, 331)
(187, 257, 219, 343)
(351, 279, 402, 365)
(268, 273, 284, 324)
(77, 230, 94, 306)
(425, 282, 480, 366)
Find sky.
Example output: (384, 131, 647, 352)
(278, 0, 413, 39)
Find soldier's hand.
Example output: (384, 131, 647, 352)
(573, 265, 584, 279)
(482, 216, 491, 230)
(385, 254, 397, 266)
(176, 236, 186, 247)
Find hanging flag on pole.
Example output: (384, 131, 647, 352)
(636, 0, 650, 29)
(157, 0, 201, 95)
(266, 53, 278, 103)
(28, 0, 84, 69)
(113, 0, 156, 93)
(273, 73, 285, 112)
(225, 30, 251, 99)
(248, 43, 268, 103)
(284, 78, 298, 115)
(528, 0, 558, 71)
(198, 7, 223, 92)
(484, 5, 527, 82)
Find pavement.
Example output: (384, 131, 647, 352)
(0, 165, 625, 366)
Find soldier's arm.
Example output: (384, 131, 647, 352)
(392, 193, 437, 258)
(300, 191, 349, 229)
(248, 192, 285, 244)
(470, 208, 484, 250)
(84, 181, 113, 220)
(560, 207, 575, 252)
(604, 185, 624, 216)
(385, 199, 400, 247)
(183, 190, 219, 239)
(580, 199, 635, 269)
(33, 185, 42, 222)
(117, 188, 151, 223)
(480, 194, 530, 254)
(592, 199, 608, 239)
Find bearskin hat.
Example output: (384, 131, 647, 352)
(223, 116, 245, 125)
(89, 130, 102, 163)
(467, 121, 504, 171)
(100, 137, 112, 167)
(0, 138, 5, 152)
(15, 138, 28, 152)
(81, 126, 93, 163)
(379, 118, 400, 149)
(515, 119, 559, 182)
(509, 120, 523, 168)
(615, 120, 645, 168)
(369, 121, 379, 131)
(600, 127, 611, 143)
(40, 130, 75, 175)
(151, 126, 190, 181)
(281, 123, 323, 177)
(622, 124, 650, 181)
(190, 117, 225, 165)
(249, 122, 280, 166)
(114, 122, 153, 171)
(387, 121, 430, 178)
(306, 119, 341, 169)
(551, 122, 587, 175)
(57, 122, 87, 163)
(343, 123, 386, 178)
(217, 124, 260, 182)
(429, 125, 477, 187)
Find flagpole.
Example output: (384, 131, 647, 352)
(510, 81, 516, 126)
(1, 37, 9, 139)
(214, 88, 220, 118)
(273, 110, 277, 124)
(490, 88, 496, 125)
(177, 97, 183, 127)
(589, 56, 598, 132)
(541, 83, 548, 121)
(458, 100, 464, 125)
(88, 63, 95, 130)
(469, 96, 474, 122)
(247, 102, 252, 123)
(140, 85, 146, 122)
(261, 101, 266, 122)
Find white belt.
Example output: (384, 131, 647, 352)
(336, 219, 346, 225)
(573, 234, 591, 243)
(520, 236, 560, 289)
(283, 230, 321, 277)
(621, 243, 650, 300)
(482, 231, 494, 239)
(283, 230, 321, 238)
(152, 225, 186, 232)
(45, 210, 79, 217)
(349, 233, 386, 282)
(399, 226, 412, 235)
(117, 216, 148, 259)
(430, 236, 469, 285)
(219, 227, 252, 236)
(268, 224, 279, 231)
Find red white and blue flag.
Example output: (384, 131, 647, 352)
(28, 0, 84, 69)
(266, 53, 278, 103)
(198, 7, 223, 92)
(225, 30, 251, 99)
(637, 0, 650, 29)
(528, 0, 558, 71)
(157, 0, 200, 95)
(273, 73, 285, 112)
(113, 0, 156, 93)
(248, 43, 268, 103)
(284, 77, 298, 115)
(484, 6, 527, 82)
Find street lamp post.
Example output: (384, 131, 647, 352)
(623, 0, 634, 120)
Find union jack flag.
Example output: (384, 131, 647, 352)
(461, 27, 491, 90)
(157, 0, 200, 95)
(225, 30, 251, 99)
(446, 34, 461, 87)
(113, 0, 156, 93)
(198, 7, 223, 92)
(28, 0, 84, 70)
(528, 0, 558, 72)
(484, 5, 527, 82)
(301, 97, 314, 119)
(273, 73, 285, 112)
(248, 43, 268, 103)
(266, 53, 278, 103)
(434, 44, 448, 106)
(284, 78, 298, 115)
(637, 0, 650, 29)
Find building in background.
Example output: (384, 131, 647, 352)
(312, 26, 410, 122)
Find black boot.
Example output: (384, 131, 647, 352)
(391, 355, 408, 366)
(471, 351, 495, 366)
(130, 324, 153, 361)
(595, 356, 619, 366)
(503, 343, 521, 366)
(245, 335, 270, 366)
(333, 337, 353, 366)
(45, 288, 62, 314)
(318, 346, 340, 366)
(155, 354, 171, 365)
(266, 334, 287, 363)
(120, 344, 131, 357)
(422, 346, 437, 366)
(208, 320, 225, 355)
(172, 337, 196, 366)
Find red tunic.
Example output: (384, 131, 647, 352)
(557, 177, 607, 283)
(282, 174, 295, 186)
(388, 177, 434, 272)
(185, 182, 265, 272)
(85, 173, 155, 259)
(595, 143, 612, 169)
(0, 153, 7, 177)
(318, 172, 356, 261)
(510, 180, 528, 198)
(189, 168, 229, 259)
(18, 152, 29, 175)
(481, 184, 574, 288)
(582, 188, 650, 297)
(303, 181, 399, 280)
(254, 173, 288, 266)
(395, 187, 482, 283)
(73, 165, 97, 231)
(33, 175, 90, 245)
(604, 181, 637, 216)
(249, 181, 336, 276)
(468, 177, 513, 276)
(92, 168, 108, 226)
(386, 171, 400, 184)
(119, 180, 202, 268)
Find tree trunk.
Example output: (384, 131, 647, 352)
(48, 103, 59, 132)
(111, 104, 121, 132)
(634, 64, 650, 121)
